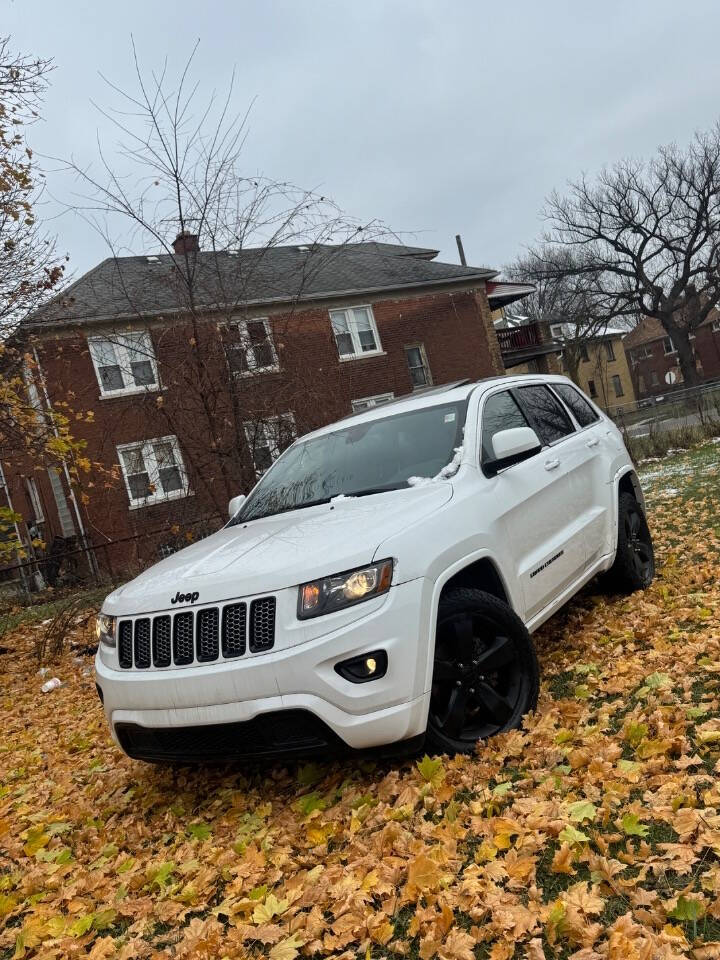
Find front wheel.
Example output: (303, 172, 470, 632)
(602, 492, 655, 593)
(425, 588, 539, 756)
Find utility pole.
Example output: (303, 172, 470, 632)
(455, 234, 467, 266)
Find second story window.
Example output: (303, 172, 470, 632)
(89, 332, 158, 396)
(663, 336, 676, 355)
(612, 374, 624, 397)
(330, 306, 382, 359)
(604, 340, 616, 361)
(228, 318, 278, 375)
(405, 344, 432, 388)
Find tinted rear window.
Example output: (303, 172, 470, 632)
(553, 383, 600, 427)
(480, 391, 529, 463)
(515, 385, 575, 445)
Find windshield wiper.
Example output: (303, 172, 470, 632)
(232, 496, 333, 524)
(343, 484, 407, 498)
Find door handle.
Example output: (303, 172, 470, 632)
(586, 437, 600, 448)
(544, 458, 560, 471)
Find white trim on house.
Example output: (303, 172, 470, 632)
(228, 317, 279, 376)
(244, 413, 297, 477)
(351, 392, 395, 412)
(116, 435, 189, 508)
(329, 305, 383, 359)
(25, 476, 44, 523)
(88, 331, 160, 397)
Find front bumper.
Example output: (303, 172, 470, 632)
(95, 578, 431, 757)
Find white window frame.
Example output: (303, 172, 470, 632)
(351, 392, 395, 412)
(663, 336, 677, 355)
(244, 413, 297, 477)
(116, 435, 189, 509)
(230, 318, 279, 376)
(88, 331, 160, 397)
(712, 319, 720, 333)
(25, 476, 44, 523)
(404, 342, 433, 389)
(329, 305, 383, 360)
(550, 323, 565, 339)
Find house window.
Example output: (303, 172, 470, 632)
(405, 344, 432, 388)
(650, 370, 659, 386)
(604, 340, 616, 361)
(228, 318, 278, 375)
(612, 374, 624, 398)
(25, 476, 44, 523)
(117, 436, 188, 507)
(330, 306, 382, 359)
(587, 379, 597, 398)
(550, 323, 565, 339)
(635, 345, 653, 360)
(351, 393, 394, 412)
(89, 332, 158, 396)
(579, 344, 589, 362)
(712, 319, 720, 333)
(663, 336, 676, 355)
(244, 414, 296, 476)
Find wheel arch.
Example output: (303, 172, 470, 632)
(420, 552, 517, 702)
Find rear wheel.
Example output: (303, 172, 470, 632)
(602, 492, 655, 593)
(425, 588, 539, 755)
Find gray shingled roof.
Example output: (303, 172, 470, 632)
(29, 241, 497, 326)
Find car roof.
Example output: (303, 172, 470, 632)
(298, 373, 578, 442)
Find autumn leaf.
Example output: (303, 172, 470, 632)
(416, 754, 445, 787)
(269, 934, 304, 960)
(621, 813, 649, 838)
(407, 853, 443, 891)
(253, 893, 289, 924)
(558, 825, 590, 845)
(567, 800, 597, 823)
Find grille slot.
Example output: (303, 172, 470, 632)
(222, 603, 246, 658)
(118, 620, 133, 669)
(152, 615, 171, 668)
(196, 607, 220, 662)
(173, 612, 194, 665)
(134, 618, 151, 669)
(250, 597, 276, 652)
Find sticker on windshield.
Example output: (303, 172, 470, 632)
(444, 413, 456, 423)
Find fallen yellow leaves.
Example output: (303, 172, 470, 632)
(2, 447, 720, 958)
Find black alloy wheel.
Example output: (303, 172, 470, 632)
(602, 492, 655, 593)
(426, 588, 539, 755)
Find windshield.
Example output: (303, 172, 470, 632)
(234, 400, 467, 523)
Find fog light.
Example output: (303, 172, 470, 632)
(334, 650, 388, 683)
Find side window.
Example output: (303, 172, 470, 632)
(553, 383, 600, 428)
(480, 390, 530, 464)
(515, 385, 575, 445)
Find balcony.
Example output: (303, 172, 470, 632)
(496, 320, 562, 368)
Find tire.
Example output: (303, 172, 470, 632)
(425, 587, 539, 756)
(602, 492, 655, 593)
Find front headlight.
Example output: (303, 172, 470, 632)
(95, 613, 116, 648)
(298, 559, 393, 619)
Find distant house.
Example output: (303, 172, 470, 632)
(5, 239, 536, 577)
(548, 322, 636, 413)
(624, 313, 720, 399)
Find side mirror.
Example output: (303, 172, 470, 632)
(486, 427, 542, 476)
(228, 494, 246, 519)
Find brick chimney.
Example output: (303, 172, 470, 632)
(172, 231, 199, 255)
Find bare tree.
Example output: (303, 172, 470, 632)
(540, 123, 720, 387)
(504, 246, 631, 385)
(59, 44, 389, 546)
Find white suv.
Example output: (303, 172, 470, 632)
(95, 375, 654, 761)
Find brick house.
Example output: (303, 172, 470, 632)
(624, 313, 720, 399)
(6, 239, 538, 580)
(548, 323, 636, 414)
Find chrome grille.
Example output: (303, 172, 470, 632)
(134, 618, 151, 669)
(197, 607, 219, 662)
(173, 612, 194, 665)
(153, 615, 171, 667)
(116, 597, 275, 669)
(250, 597, 276, 652)
(222, 603, 246, 658)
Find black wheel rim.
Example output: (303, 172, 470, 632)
(625, 508, 653, 582)
(429, 610, 527, 744)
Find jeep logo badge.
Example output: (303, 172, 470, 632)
(171, 590, 199, 605)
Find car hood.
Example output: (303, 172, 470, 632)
(103, 484, 453, 615)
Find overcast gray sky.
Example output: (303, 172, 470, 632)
(6, 0, 720, 278)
